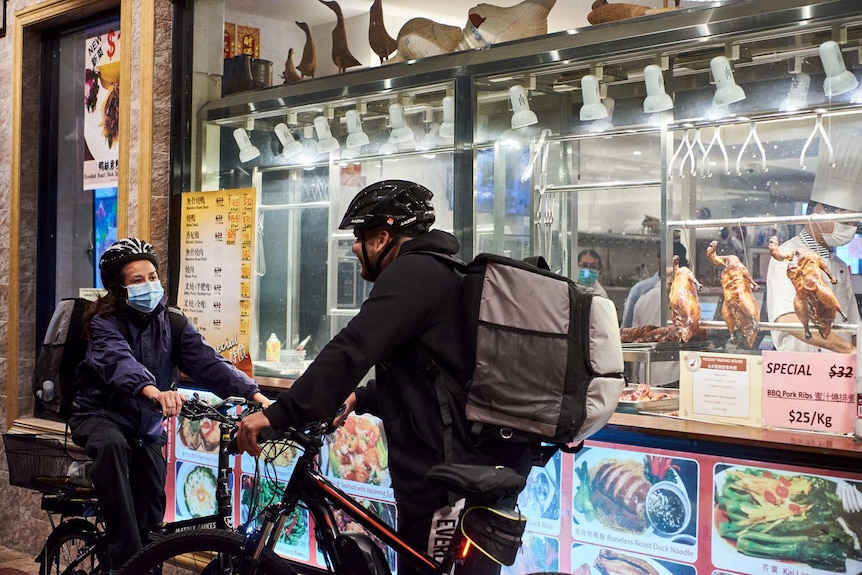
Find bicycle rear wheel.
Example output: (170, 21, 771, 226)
(121, 529, 296, 575)
(39, 518, 105, 575)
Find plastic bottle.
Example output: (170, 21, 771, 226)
(266, 333, 281, 363)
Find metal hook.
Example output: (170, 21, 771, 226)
(668, 128, 690, 179)
(701, 125, 729, 177)
(679, 129, 699, 177)
(799, 113, 834, 169)
(736, 121, 767, 176)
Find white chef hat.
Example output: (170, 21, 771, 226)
(810, 126, 862, 212)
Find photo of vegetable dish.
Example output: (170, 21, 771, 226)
(713, 465, 862, 573)
(325, 415, 389, 485)
(240, 475, 308, 548)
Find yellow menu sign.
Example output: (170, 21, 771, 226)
(179, 189, 256, 376)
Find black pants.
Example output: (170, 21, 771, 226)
(69, 414, 167, 566)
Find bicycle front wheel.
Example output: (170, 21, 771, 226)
(121, 529, 296, 575)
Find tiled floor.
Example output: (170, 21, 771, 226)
(0, 545, 40, 575)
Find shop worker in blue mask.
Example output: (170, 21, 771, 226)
(577, 248, 608, 297)
(68, 237, 269, 571)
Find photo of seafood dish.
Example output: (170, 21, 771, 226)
(175, 462, 217, 519)
(325, 415, 389, 486)
(713, 465, 862, 573)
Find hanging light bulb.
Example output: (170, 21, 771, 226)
(439, 96, 455, 139)
(579, 75, 609, 121)
(273, 123, 304, 158)
(233, 128, 260, 163)
(344, 110, 370, 149)
(314, 116, 340, 154)
(388, 103, 415, 144)
(779, 72, 811, 112)
(509, 85, 538, 129)
(819, 40, 859, 97)
(589, 97, 615, 133)
(642, 64, 674, 113)
(711, 56, 746, 107)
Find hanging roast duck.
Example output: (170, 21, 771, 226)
(706, 240, 760, 347)
(669, 255, 703, 343)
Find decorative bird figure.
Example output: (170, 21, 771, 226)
(295, 21, 317, 79)
(369, 0, 398, 64)
(319, 0, 362, 73)
(281, 48, 302, 83)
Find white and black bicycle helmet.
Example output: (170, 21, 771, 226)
(339, 180, 436, 235)
(99, 237, 159, 288)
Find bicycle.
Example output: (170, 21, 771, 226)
(3, 394, 265, 575)
(119, 413, 532, 575)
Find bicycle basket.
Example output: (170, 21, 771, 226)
(460, 505, 526, 566)
(3, 433, 89, 490)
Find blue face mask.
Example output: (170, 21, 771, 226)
(578, 268, 599, 286)
(126, 281, 164, 313)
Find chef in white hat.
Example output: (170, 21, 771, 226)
(766, 125, 862, 353)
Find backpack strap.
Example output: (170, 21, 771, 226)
(167, 306, 186, 388)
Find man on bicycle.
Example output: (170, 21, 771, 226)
(237, 180, 531, 575)
(69, 238, 270, 572)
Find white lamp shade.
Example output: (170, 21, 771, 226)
(509, 85, 538, 129)
(345, 110, 370, 149)
(314, 116, 340, 154)
(233, 128, 260, 163)
(580, 75, 609, 121)
(439, 96, 455, 139)
(388, 103, 415, 144)
(274, 123, 304, 157)
(643, 64, 674, 113)
(711, 56, 746, 107)
(779, 72, 811, 112)
(820, 41, 859, 97)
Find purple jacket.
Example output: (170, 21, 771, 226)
(75, 295, 260, 441)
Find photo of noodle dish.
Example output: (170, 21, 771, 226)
(175, 462, 217, 519)
(713, 465, 862, 573)
(324, 415, 389, 486)
(572, 447, 696, 540)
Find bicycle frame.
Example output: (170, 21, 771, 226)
(242, 431, 465, 575)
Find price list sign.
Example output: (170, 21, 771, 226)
(178, 189, 257, 377)
(762, 350, 855, 434)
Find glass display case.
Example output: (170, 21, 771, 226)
(193, 0, 862, 375)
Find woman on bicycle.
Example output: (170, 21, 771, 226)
(68, 237, 270, 572)
(237, 181, 531, 575)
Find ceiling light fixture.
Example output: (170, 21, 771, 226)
(345, 110, 370, 149)
(819, 40, 859, 97)
(439, 96, 455, 139)
(314, 116, 340, 154)
(710, 56, 746, 107)
(509, 85, 539, 129)
(579, 74, 609, 121)
(779, 72, 811, 112)
(273, 123, 304, 157)
(642, 64, 674, 113)
(388, 103, 415, 144)
(233, 128, 260, 163)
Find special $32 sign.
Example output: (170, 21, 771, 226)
(762, 350, 855, 434)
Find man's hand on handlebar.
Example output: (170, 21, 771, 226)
(331, 392, 356, 430)
(141, 385, 186, 418)
(235, 410, 273, 457)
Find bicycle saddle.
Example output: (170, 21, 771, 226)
(427, 463, 526, 502)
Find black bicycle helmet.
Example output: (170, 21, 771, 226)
(339, 180, 436, 235)
(99, 237, 159, 288)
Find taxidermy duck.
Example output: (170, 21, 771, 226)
(281, 48, 302, 83)
(369, 0, 398, 64)
(588, 0, 679, 25)
(387, 0, 556, 63)
(295, 21, 317, 79)
(319, 0, 362, 73)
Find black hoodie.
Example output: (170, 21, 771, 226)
(264, 229, 530, 522)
